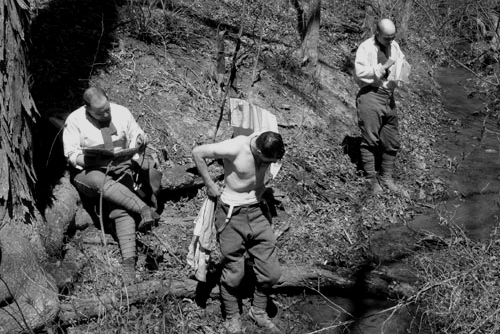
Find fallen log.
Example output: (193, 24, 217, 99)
(58, 263, 419, 323)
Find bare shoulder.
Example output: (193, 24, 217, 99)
(193, 135, 249, 160)
(215, 135, 249, 154)
(231, 135, 251, 145)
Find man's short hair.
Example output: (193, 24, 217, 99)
(83, 86, 108, 107)
(256, 131, 285, 160)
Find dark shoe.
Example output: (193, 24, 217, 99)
(249, 306, 282, 334)
(139, 206, 160, 231)
(224, 316, 243, 334)
(122, 257, 136, 284)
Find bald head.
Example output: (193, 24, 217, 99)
(377, 19, 396, 35)
(375, 19, 396, 46)
(83, 87, 108, 107)
(83, 87, 111, 122)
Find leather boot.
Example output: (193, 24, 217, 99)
(224, 316, 243, 334)
(368, 176, 383, 194)
(139, 206, 160, 232)
(361, 147, 382, 194)
(380, 152, 400, 192)
(249, 306, 282, 334)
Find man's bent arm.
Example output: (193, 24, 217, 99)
(192, 145, 221, 197)
(355, 44, 386, 85)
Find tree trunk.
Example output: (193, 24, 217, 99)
(300, 0, 321, 68)
(398, 0, 412, 43)
(291, 0, 321, 68)
(0, 0, 38, 224)
(0, 0, 61, 333)
(368, 0, 413, 43)
(291, 0, 306, 41)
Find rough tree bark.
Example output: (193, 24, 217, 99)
(0, 0, 60, 333)
(291, 0, 321, 68)
(398, 0, 412, 42)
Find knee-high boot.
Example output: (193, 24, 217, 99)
(110, 208, 136, 283)
(360, 147, 382, 194)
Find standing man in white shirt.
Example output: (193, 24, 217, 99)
(354, 18, 409, 194)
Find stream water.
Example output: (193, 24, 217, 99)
(408, 67, 494, 241)
(293, 67, 492, 333)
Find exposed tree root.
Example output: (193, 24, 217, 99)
(0, 224, 59, 334)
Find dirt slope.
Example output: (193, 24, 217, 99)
(29, 0, 448, 332)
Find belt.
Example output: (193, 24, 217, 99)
(359, 85, 393, 96)
(220, 201, 262, 209)
(218, 200, 264, 234)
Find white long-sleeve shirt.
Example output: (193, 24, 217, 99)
(354, 36, 406, 90)
(63, 103, 144, 169)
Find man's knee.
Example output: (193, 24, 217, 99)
(221, 259, 245, 289)
(73, 170, 107, 193)
(380, 132, 401, 153)
(109, 207, 130, 220)
(259, 265, 282, 288)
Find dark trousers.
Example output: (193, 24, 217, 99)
(356, 86, 400, 154)
(216, 201, 281, 318)
(72, 167, 146, 215)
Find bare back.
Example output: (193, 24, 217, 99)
(192, 133, 275, 202)
(223, 134, 269, 199)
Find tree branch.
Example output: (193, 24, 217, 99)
(414, 0, 499, 87)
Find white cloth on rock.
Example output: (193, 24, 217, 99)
(229, 98, 281, 178)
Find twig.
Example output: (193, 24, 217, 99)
(303, 320, 353, 334)
(414, 0, 499, 87)
(167, 73, 206, 100)
(45, 125, 65, 167)
(98, 163, 114, 268)
(250, 4, 265, 88)
(292, 262, 354, 318)
(89, 14, 105, 80)
(0, 276, 33, 333)
(152, 231, 184, 265)
(469, 306, 500, 334)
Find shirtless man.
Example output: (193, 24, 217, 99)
(192, 131, 285, 334)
